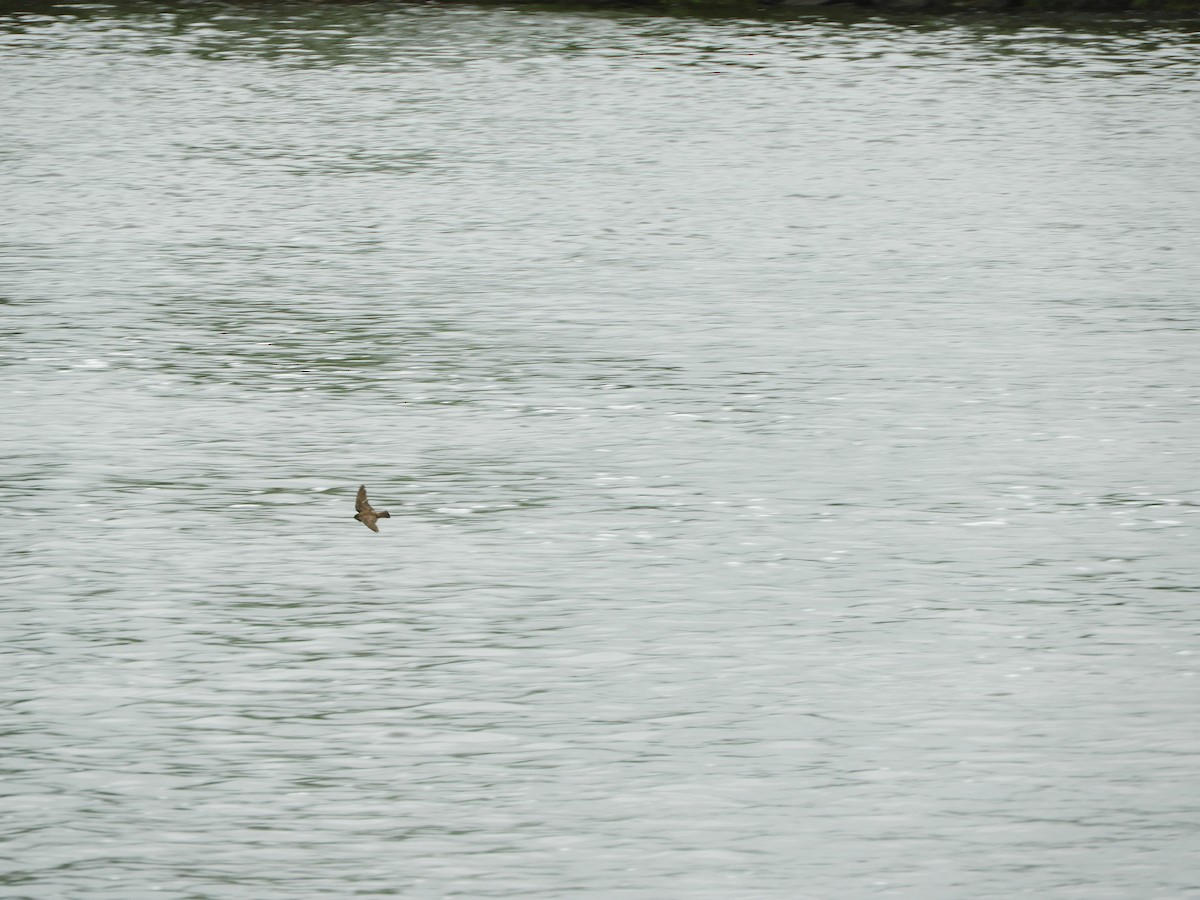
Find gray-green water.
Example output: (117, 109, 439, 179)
(2, 3, 1199, 897)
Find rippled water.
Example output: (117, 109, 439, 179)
(2, 2, 1198, 897)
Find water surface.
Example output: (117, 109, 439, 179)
(2, 3, 1198, 897)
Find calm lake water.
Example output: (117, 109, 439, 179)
(2, 1, 1198, 896)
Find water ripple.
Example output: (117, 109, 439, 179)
(2, 4, 1198, 898)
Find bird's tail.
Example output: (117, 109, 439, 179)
(379, 511, 391, 519)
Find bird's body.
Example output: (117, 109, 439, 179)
(354, 485, 390, 532)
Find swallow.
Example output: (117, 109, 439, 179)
(354, 484, 391, 532)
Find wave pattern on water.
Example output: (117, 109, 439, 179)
(2, 5, 1198, 899)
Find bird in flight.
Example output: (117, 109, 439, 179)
(354, 485, 391, 532)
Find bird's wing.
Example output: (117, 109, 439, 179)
(356, 485, 373, 514)
(363, 518, 380, 533)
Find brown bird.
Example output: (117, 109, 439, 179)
(354, 484, 391, 533)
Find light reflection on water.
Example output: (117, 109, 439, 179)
(2, 3, 1198, 897)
